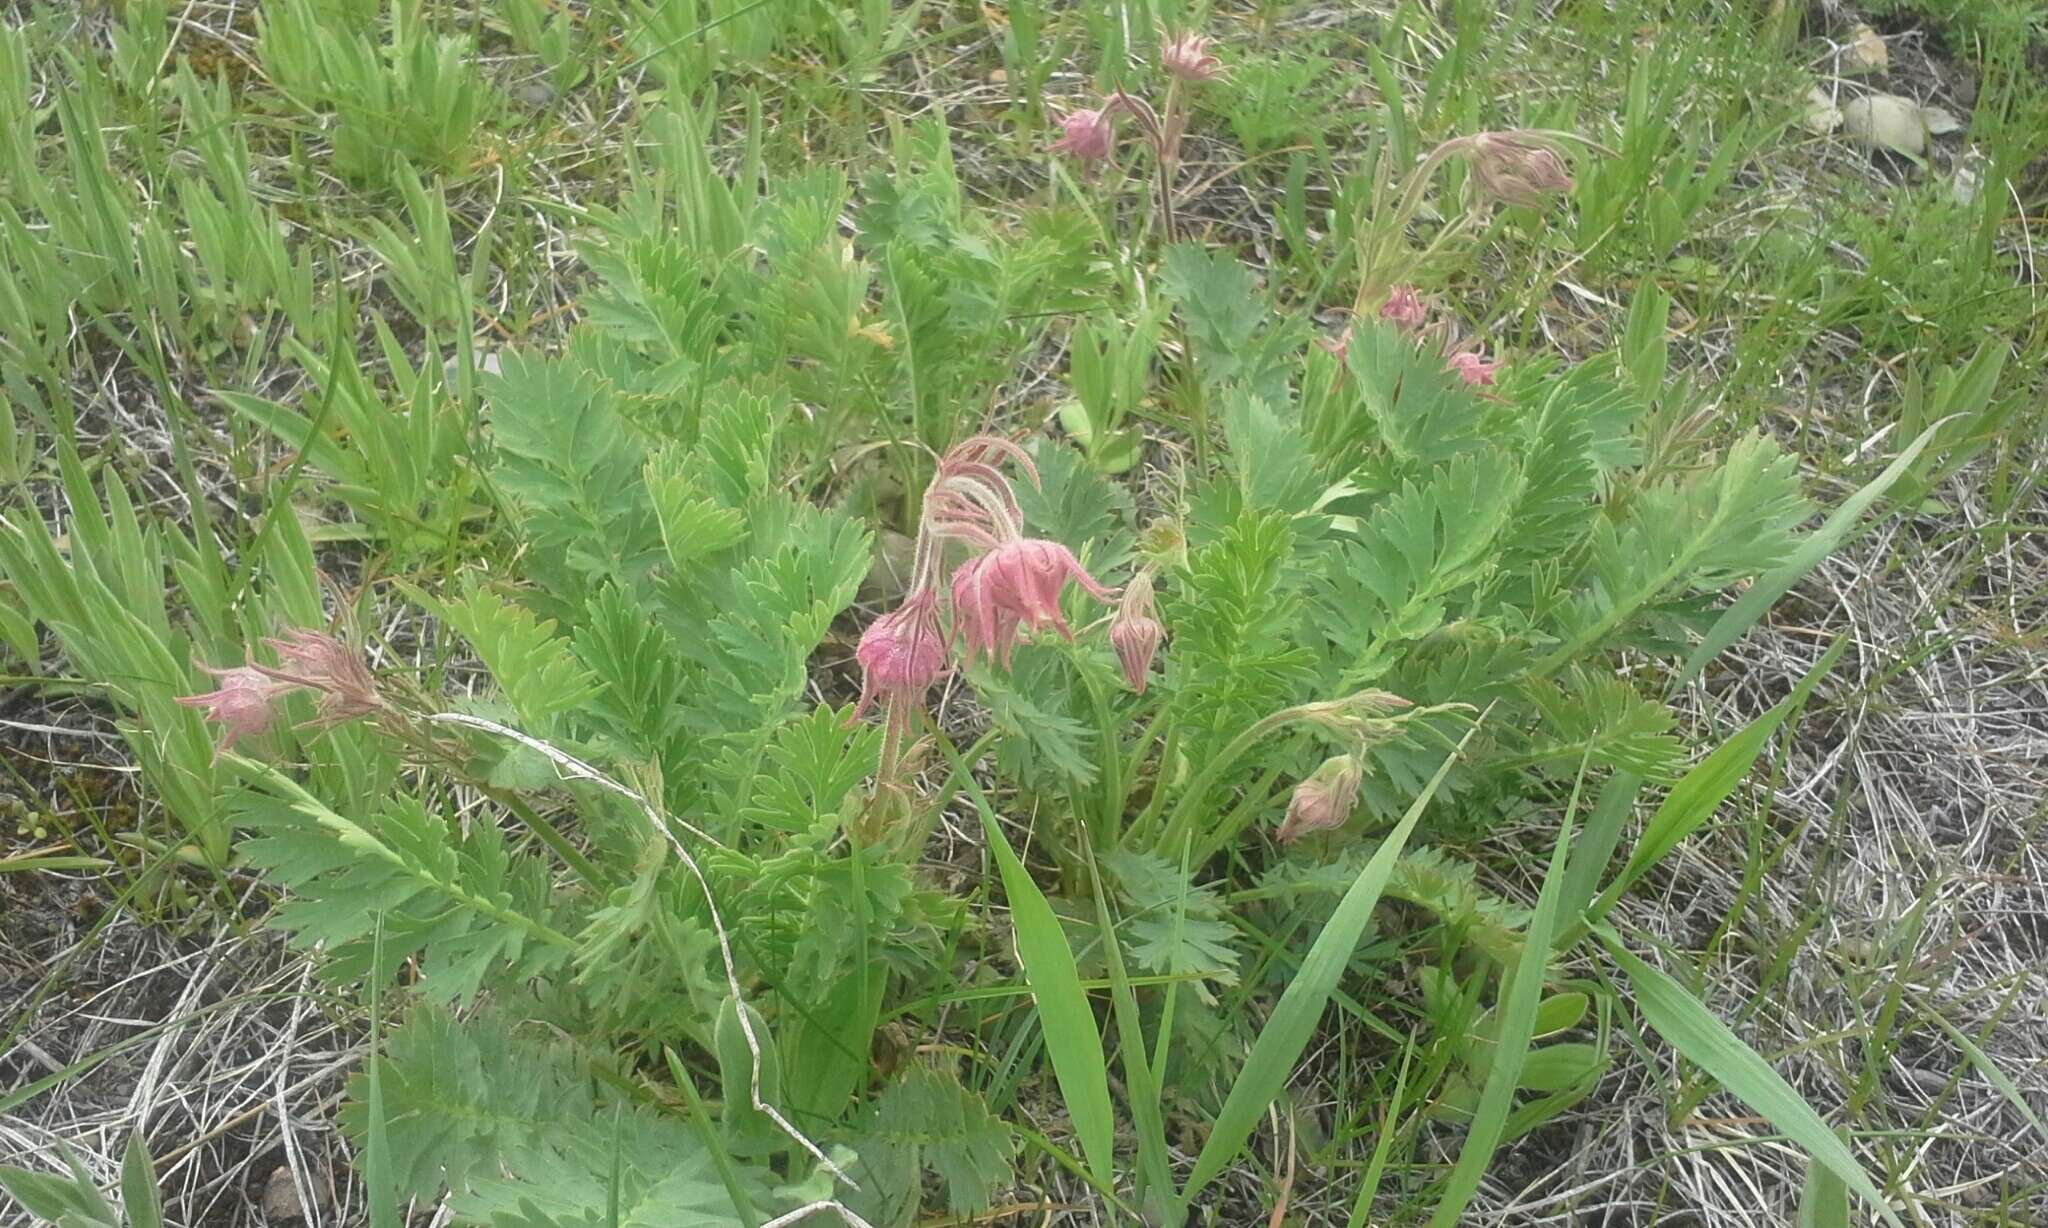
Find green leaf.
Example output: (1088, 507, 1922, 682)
(0, 1147, 120, 1228)
(1595, 929, 1901, 1227)
(1797, 1164, 1849, 1228)
(1679, 420, 1945, 685)
(1315, 451, 1517, 683)
(960, 773, 1116, 1189)
(857, 1064, 1018, 1215)
(1584, 636, 1845, 928)
(437, 582, 602, 727)
(1429, 806, 1573, 1226)
(1179, 720, 1482, 1208)
(120, 1133, 163, 1228)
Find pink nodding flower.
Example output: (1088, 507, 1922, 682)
(1051, 108, 1117, 163)
(952, 539, 1118, 669)
(1465, 132, 1575, 208)
(1446, 349, 1500, 387)
(255, 628, 382, 724)
(1161, 31, 1224, 82)
(176, 665, 293, 750)
(1379, 286, 1427, 332)
(1109, 572, 1164, 694)
(853, 588, 948, 717)
(1276, 754, 1363, 844)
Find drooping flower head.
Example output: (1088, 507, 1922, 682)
(176, 665, 292, 750)
(255, 628, 383, 724)
(1379, 285, 1428, 332)
(1051, 108, 1117, 163)
(952, 538, 1118, 669)
(1464, 131, 1575, 208)
(1161, 30, 1224, 82)
(1446, 348, 1500, 387)
(853, 586, 948, 718)
(1109, 571, 1164, 694)
(1276, 754, 1363, 843)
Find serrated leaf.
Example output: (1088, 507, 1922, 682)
(1315, 451, 1517, 683)
(438, 582, 602, 727)
(857, 1064, 1017, 1215)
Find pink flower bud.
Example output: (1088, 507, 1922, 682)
(1109, 572, 1164, 694)
(1276, 754, 1363, 843)
(1446, 349, 1500, 387)
(176, 665, 292, 750)
(1161, 31, 1223, 82)
(853, 588, 947, 717)
(1379, 286, 1427, 332)
(951, 538, 1118, 670)
(256, 628, 383, 724)
(1465, 132, 1574, 207)
(1051, 108, 1117, 163)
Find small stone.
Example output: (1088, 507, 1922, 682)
(260, 1166, 304, 1223)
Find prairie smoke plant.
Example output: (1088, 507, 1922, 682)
(852, 437, 1131, 788)
(1446, 348, 1501, 387)
(254, 628, 385, 725)
(951, 539, 1117, 669)
(1276, 754, 1363, 843)
(1109, 571, 1165, 694)
(1379, 285, 1428, 332)
(852, 587, 947, 717)
(1464, 131, 1576, 207)
(177, 665, 293, 751)
(1161, 31, 1224, 82)
(1050, 108, 1116, 163)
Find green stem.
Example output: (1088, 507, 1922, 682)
(1150, 706, 1299, 857)
(482, 785, 611, 892)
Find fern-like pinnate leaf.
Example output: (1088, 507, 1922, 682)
(1104, 850, 1242, 1001)
(679, 499, 870, 736)
(852, 1064, 1017, 1217)
(235, 776, 573, 1004)
(344, 1002, 764, 1225)
(1519, 670, 1683, 780)
(1315, 451, 1517, 684)
(1168, 509, 1318, 761)
(1539, 432, 1809, 674)
(438, 583, 602, 730)
(483, 350, 662, 583)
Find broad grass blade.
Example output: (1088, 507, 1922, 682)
(974, 806, 1118, 1188)
(1679, 421, 1945, 686)
(1595, 928, 1901, 1227)
(1428, 806, 1574, 1226)
(1797, 1163, 1849, 1228)
(1180, 721, 1483, 1205)
(1584, 636, 1845, 930)
(120, 1132, 163, 1228)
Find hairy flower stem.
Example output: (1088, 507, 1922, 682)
(1147, 704, 1302, 856)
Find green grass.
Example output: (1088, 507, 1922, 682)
(1, 0, 2043, 1223)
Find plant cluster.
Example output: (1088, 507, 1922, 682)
(1, 9, 2030, 1228)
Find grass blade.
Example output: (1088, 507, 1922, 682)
(1581, 636, 1846, 933)
(120, 1132, 163, 1228)
(1427, 798, 1576, 1226)
(1679, 421, 1945, 686)
(1180, 718, 1484, 1206)
(1595, 927, 1901, 1227)
(1797, 1163, 1849, 1228)
(1082, 844, 1175, 1219)
(1917, 1005, 2047, 1141)
(943, 737, 1117, 1189)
